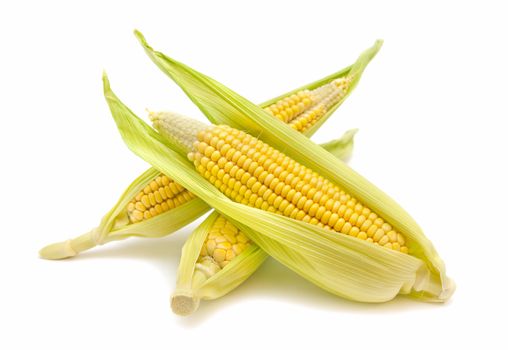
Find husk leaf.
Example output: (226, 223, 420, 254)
(319, 128, 357, 161)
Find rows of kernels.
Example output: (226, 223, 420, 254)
(199, 215, 251, 268)
(289, 105, 326, 131)
(289, 78, 350, 132)
(333, 77, 351, 91)
(189, 125, 408, 254)
(127, 174, 195, 223)
(264, 90, 314, 123)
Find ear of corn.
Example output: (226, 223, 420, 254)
(39, 167, 210, 259)
(172, 129, 356, 315)
(172, 211, 266, 315)
(40, 61, 359, 260)
(106, 33, 454, 303)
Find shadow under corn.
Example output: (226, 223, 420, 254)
(42, 231, 450, 325)
(177, 258, 448, 327)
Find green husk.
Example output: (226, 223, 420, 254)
(172, 130, 356, 315)
(103, 65, 454, 303)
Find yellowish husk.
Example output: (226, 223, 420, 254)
(131, 31, 454, 303)
(103, 66, 454, 303)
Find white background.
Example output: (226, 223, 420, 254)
(1, 0, 507, 349)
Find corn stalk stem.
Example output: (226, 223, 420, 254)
(39, 230, 99, 260)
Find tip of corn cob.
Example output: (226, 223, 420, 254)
(150, 110, 207, 153)
(171, 291, 200, 316)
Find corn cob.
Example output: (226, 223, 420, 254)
(127, 174, 195, 223)
(264, 77, 350, 131)
(153, 115, 408, 253)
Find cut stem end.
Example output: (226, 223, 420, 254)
(171, 291, 200, 316)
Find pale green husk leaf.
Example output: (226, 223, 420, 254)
(133, 31, 453, 301)
(103, 72, 454, 302)
(319, 128, 357, 161)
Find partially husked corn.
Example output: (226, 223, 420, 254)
(153, 114, 408, 254)
(289, 78, 350, 132)
(126, 174, 195, 223)
(264, 78, 350, 132)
